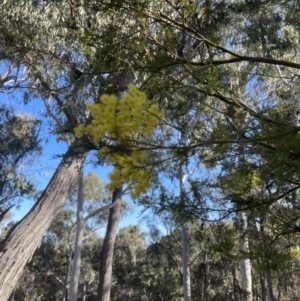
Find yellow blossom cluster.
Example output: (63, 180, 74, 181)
(74, 84, 164, 198)
(101, 148, 155, 199)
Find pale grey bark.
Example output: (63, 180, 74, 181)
(69, 171, 120, 301)
(69, 168, 85, 301)
(62, 214, 77, 301)
(83, 201, 120, 223)
(82, 265, 88, 301)
(97, 187, 123, 301)
(62, 246, 73, 301)
(83, 270, 87, 301)
(0, 143, 88, 301)
(181, 224, 192, 301)
(81, 264, 96, 301)
(238, 211, 253, 301)
(180, 166, 192, 301)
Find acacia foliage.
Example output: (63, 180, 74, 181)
(1, 0, 300, 213)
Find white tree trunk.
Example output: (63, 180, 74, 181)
(67, 174, 120, 301)
(238, 211, 253, 301)
(82, 266, 87, 301)
(182, 224, 192, 301)
(180, 165, 192, 301)
(69, 168, 85, 301)
(62, 247, 73, 301)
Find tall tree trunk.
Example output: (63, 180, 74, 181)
(62, 247, 73, 301)
(238, 211, 253, 301)
(0, 144, 88, 301)
(97, 187, 123, 301)
(178, 163, 192, 301)
(260, 222, 276, 301)
(259, 272, 267, 301)
(69, 168, 85, 301)
(265, 272, 276, 301)
(82, 266, 87, 301)
(179, 160, 192, 301)
(182, 225, 192, 301)
(204, 251, 210, 301)
(232, 264, 238, 301)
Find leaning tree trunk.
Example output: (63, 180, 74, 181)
(97, 187, 123, 301)
(0, 143, 88, 301)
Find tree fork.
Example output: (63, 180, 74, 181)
(0, 141, 88, 301)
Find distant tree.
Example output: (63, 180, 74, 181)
(69, 170, 119, 301)
(10, 208, 103, 301)
(0, 104, 41, 223)
(112, 225, 146, 300)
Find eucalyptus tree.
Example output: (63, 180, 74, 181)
(0, 1, 138, 299)
(12, 170, 115, 301)
(1, 1, 300, 300)
(66, 171, 117, 301)
(136, 2, 300, 298)
(111, 225, 146, 300)
(11, 209, 103, 301)
(0, 105, 41, 223)
(91, 0, 300, 223)
(0, 0, 152, 293)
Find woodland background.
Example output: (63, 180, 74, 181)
(1, 1, 300, 301)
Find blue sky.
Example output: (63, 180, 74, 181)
(1, 86, 231, 238)
(1, 91, 147, 233)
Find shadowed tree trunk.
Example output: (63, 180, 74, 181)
(62, 246, 73, 301)
(260, 220, 276, 301)
(97, 187, 123, 301)
(259, 267, 267, 301)
(238, 211, 253, 301)
(0, 143, 88, 301)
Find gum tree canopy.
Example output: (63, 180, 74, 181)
(1, 0, 300, 300)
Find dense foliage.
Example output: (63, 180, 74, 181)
(0, 105, 40, 222)
(1, 0, 300, 300)
(10, 220, 300, 301)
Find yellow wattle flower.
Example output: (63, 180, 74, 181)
(74, 84, 164, 198)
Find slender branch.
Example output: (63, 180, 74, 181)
(44, 96, 71, 145)
(0, 205, 14, 222)
(83, 199, 120, 222)
(156, 11, 300, 70)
